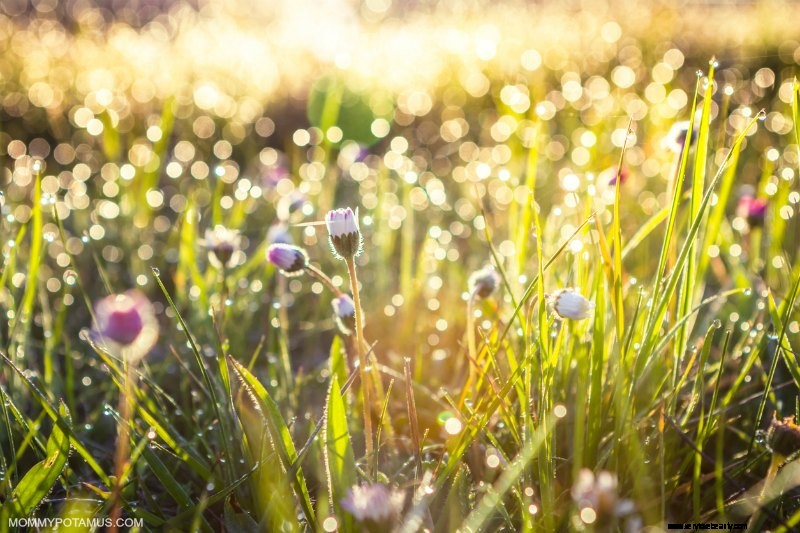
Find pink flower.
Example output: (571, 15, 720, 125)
(737, 195, 768, 227)
(93, 291, 159, 363)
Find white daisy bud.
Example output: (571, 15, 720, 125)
(468, 266, 501, 299)
(550, 288, 594, 320)
(204, 225, 241, 269)
(663, 120, 696, 154)
(331, 294, 356, 335)
(340, 483, 405, 530)
(325, 207, 362, 260)
(266, 243, 309, 276)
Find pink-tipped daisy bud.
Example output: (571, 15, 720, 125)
(204, 225, 241, 269)
(266, 243, 309, 276)
(549, 288, 594, 320)
(332, 294, 356, 335)
(737, 195, 768, 228)
(93, 290, 159, 363)
(340, 484, 405, 531)
(468, 266, 501, 299)
(325, 207, 362, 260)
(607, 166, 629, 186)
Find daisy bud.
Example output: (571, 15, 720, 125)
(267, 223, 293, 245)
(266, 243, 309, 276)
(571, 469, 638, 527)
(331, 294, 356, 335)
(663, 120, 696, 154)
(468, 266, 501, 299)
(737, 195, 767, 228)
(93, 290, 159, 363)
(766, 417, 800, 458)
(340, 483, 405, 532)
(549, 288, 594, 320)
(607, 166, 629, 186)
(325, 207, 362, 260)
(204, 225, 241, 269)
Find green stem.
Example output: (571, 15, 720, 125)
(109, 360, 136, 532)
(346, 258, 374, 479)
(305, 264, 342, 296)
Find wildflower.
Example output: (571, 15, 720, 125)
(549, 288, 594, 320)
(663, 120, 696, 153)
(93, 291, 159, 363)
(266, 243, 309, 276)
(277, 191, 309, 221)
(607, 166, 630, 186)
(468, 266, 501, 299)
(325, 207, 362, 260)
(267, 223, 293, 245)
(737, 194, 768, 228)
(766, 417, 800, 459)
(204, 225, 241, 269)
(571, 469, 639, 529)
(331, 294, 356, 335)
(341, 483, 405, 532)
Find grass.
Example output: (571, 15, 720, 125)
(1, 3, 800, 531)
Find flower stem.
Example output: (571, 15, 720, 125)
(346, 257, 375, 479)
(305, 263, 342, 296)
(109, 360, 136, 531)
(459, 292, 478, 408)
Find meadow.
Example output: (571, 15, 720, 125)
(1, 0, 800, 531)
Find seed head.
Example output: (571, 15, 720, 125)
(549, 289, 594, 320)
(325, 207, 362, 260)
(266, 243, 309, 276)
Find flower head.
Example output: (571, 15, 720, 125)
(267, 223, 293, 245)
(331, 294, 356, 335)
(663, 120, 696, 154)
(326, 207, 362, 260)
(549, 289, 594, 320)
(571, 469, 638, 527)
(204, 225, 241, 269)
(277, 191, 309, 221)
(340, 483, 405, 530)
(766, 417, 800, 458)
(468, 266, 501, 299)
(93, 290, 159, 363)
(266, 243, 309, 276)
(737, 194, 768, 228)
(607, 166, 630, 186)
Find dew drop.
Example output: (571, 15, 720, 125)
(712, 319, 722, 329)
(151, 267, 161, 276)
